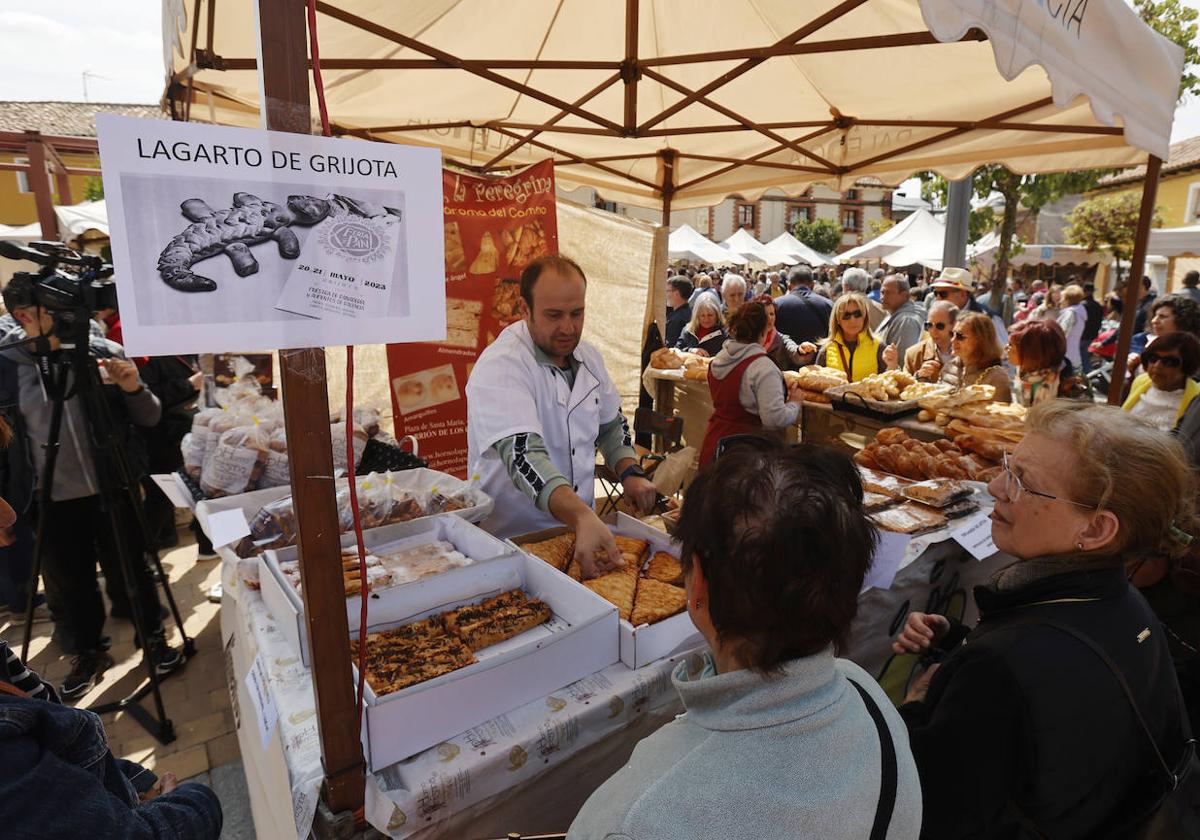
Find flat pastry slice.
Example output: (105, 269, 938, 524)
(523, 533, 576, 572)
(645, 551, 684, 585)
(614, 536, 649, 571)
(457, 600, 552, 650)
(630, 578, 687, 627)
(443, 589, 527, 636)
(583, 564, 639, 622)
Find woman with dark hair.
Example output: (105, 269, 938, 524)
(697, 302, 802, 467)
(568, 438, 922, 840)
(944, 312, 1012, 402)
(894, 401, 1193, 838)
(752, 293, 814, 371)
(1122, 331, 1200, 431)
(1007, 318, 1086, 405)
(1128, 293, 1200, 369)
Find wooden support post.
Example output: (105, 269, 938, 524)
(256, 0, 366, 815)
(24, 132, 56, 240)
(659, 148, 675, 226)
(1107, 155, 1162, 406)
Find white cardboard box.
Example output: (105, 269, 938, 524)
(194, 467, 493, 552)
(354, 550, 619, 771)
(260, 515, 518, 666)
(511, 514, 703, 669)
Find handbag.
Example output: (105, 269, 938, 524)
(1010, 619, 1200, 839)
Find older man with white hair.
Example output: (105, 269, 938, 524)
(878, 274, 925, 359)
(721, 273, 748, 318)
(840, 267, 886, 331)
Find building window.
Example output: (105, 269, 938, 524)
(842, 209, 859, 231)
(1187, 182, 1200, 223)
(736, 203, 757, 230)
(845, 188, 858, 202)
(13, 157, 30, 194)
(786, 204, 812, 226)
(595, 199, 618, 213)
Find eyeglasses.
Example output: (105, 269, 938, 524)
(1000, 452, 1095, 509)
(934, 290, 952, 299)
(1144, 353, 1183, 368)
(840, 310, 864, 320)
(924, 321, 948, 331)
(951, 331, 968, 341)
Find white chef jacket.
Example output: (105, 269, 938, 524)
(467, 320, 623, 538)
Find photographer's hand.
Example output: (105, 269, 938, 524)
(103, 359, 142, 394)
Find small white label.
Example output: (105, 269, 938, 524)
(244, 653, 279, 750)
(150, 473, 194, 509)
(207, 508, 251, 548)
(952, 512, 998, 561)
(862, 529, 911, 592)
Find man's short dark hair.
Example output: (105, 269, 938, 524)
(520, 255, 587, 307)
(667, 275, 694, 300)
(1143, 275, 1153, 291)
(787, 265, 813, 288)
(677, 437, 876, 673)
(1184, 270, 1200, 289)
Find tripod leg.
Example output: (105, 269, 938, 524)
(22, 378, 66, 662)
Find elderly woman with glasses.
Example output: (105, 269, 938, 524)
(893, 401, 1193, 839)
(815, 291, 898, 382)
(568, 437, 923, 840)
(1121, 331, 1200, 432)
(945, 312, 1012, 402)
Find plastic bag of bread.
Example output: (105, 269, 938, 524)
(237, 495, 298, 556)
(200, 421, 271, 498)
(257, 427, 290, 489)
(331, 406, 382, 438)
(330, 422, 368, 473)
(181, 432, 207, 480)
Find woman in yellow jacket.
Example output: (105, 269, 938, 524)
(1121, 331, 1200, 432)
(814, 291, 898, 381)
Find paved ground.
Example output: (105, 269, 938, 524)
(0, 526, 255, 836)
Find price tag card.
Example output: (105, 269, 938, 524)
(244, 653, 279, 750)
(207, 508, 251, 548)
(952, 511, 999, 560)
(150, 473, 194, 509)
(862, 529, 912, 593)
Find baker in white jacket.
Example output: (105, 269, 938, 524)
(466, 255, 657, 577)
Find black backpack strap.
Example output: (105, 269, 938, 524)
(848, 678, 898, 840)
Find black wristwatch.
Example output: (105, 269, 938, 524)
(619, 463, 647, 483)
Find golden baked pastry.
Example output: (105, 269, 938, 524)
(522, 533, 576, 572)
(614, 536, 649, 568)
(444, 222, 466, 273)
(630, 578, 687, 626)
(645, 551, 684, 585)
(872, 502, 947, 534)
(583, 563, 639, 622)
(469, 231, 499, 274)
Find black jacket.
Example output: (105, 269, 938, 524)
(773, 288, 831, 345)
(1082, 297, 1104, 342)
(665, 304, 691, 348)
(675, 326, 727, 357)
(900, 565, 1188, 839)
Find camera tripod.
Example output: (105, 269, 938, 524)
(19, 325, 195, 744)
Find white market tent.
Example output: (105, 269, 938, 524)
(838, 208, 946, 263)
(721, 227, 797, 266)
(0, 222, 42, 241)
(668, 223, 748, 265)
(971, 231, 1113, 268)
(54, 200, 109, 238)
(1148, 224, 1200, 258)
(765, 231, 833, 266)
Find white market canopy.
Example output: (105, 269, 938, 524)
(164, 0, 1185, 212)
(668, 223, 748, 265)
(54, 200, 109, 238)
(721, 227, 797, 266)
(838, 207, 946, 263)
(1147, 224, 1200, 258)
(971, 231, 1112, 267)
(765, 231, 833, 266)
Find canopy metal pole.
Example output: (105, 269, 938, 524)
(255, 0, 366, 815)
(942, 174, 972, 269)
(1107, 155, 1162, 406)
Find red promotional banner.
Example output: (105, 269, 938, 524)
(386, 161, 558, 477)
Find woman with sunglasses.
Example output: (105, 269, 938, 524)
(945, 312, 1012, 402)
(815, 292, 898, 382)
(893, 401, 1193, 838)
(904, 300, 959, 381)
(1121, 331, 1200, 432)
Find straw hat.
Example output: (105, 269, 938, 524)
(931, 267, 973, 291)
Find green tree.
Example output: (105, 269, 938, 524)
(1064, 192, 1163, 281)
(83, 176, 104, 201)
(1134, 0, 1200, 100)
(865, 217, 896, 241)
(792, 217, 841, 255)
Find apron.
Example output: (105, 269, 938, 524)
(699, 355, 764, 467)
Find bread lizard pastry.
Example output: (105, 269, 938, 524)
(630, 578, 687, 626)
(645, 551, 684, 585)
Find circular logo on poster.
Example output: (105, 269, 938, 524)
(318, 218, 393, 264)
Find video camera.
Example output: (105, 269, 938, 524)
(0, 240, 118, 347)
